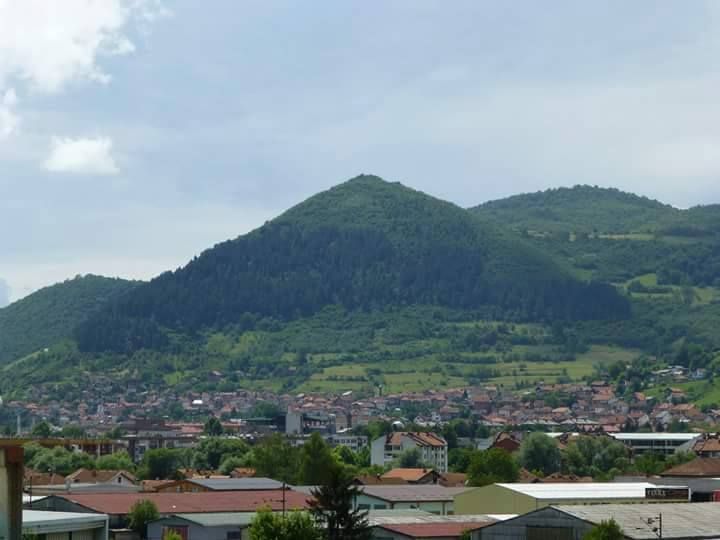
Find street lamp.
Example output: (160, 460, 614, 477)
(635, 514, 662, 539)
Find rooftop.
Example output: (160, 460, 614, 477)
(23, 510, 108, 535)
(555, 502, 720, 539)
(186, 477, 284, 490)
(55, 490, 311, 515)
(382, 469, 437, 482)
(494, 482, 660, 500)
(361, 485, 471, 502)
(610, 433, 700, 442)
(374, 522, 489, 538)
(662, 457, 720, 478)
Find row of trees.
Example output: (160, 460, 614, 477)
(450, 432, 695, 484)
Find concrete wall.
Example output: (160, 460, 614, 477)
(147, 519, 249, 540)
(479, 507, 593, 540)
(455, 486, 536, 516)
(354, 493, 453, 515)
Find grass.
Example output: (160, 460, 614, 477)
(295, 344, 640, 393)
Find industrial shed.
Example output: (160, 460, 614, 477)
(454, 483, 687, 515)
(478, 502, 720, 540)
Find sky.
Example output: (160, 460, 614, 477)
(2, 1, 720, 304)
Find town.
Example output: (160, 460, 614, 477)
(2, 376, 720, 539)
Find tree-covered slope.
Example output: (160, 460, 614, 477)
(76, 175, 630, 354)
(474, 185, 679, 234)
(0, 275, 138, 364)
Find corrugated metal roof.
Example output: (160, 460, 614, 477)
(189, 478, 284, 490)
(23, 510, 108, 535)
(55, 490, 311, 515)
(496, 482, 659, 500)
(361, 485, 471, 502)
(555, 502, 720, 539)
(168, 512, 257, 527)
(375, 522, 490, 538)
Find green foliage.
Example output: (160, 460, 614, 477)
(203, 417, 224, 436)
(31, 421, 52, 438)
(128, 499, 159, 537)
(218, 455, 247, 476)
(163, 531, 183, 540)
(250, 508, 321, 540)
(0, 275, 136, 364)
(467, 449, 519, 487)
(300, 433, 337, 485)
(96, 451, 134, 471)
(29, 446, 94, 476)
(251, 435, 301, 484)
(583, 519, 624, 540)
(192, 438, 249, 470)
(518, 432, 561, 475)
(139, 448, 185, 480)
(561, 436, 630, 479)
(309, 464, 372, 540)
(396, 447, 429, 469)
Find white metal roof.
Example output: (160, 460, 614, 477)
(495, 482, 659, 500)
(23, 510, 108, 535)
(610, 433, 700, 441)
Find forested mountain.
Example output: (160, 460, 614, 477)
(474, 185, 679, 234)
(0, 275, 137, 364)
(3, 178, 719, 400)
(75, 175, 629, 354)
(474, 186, 720, 287)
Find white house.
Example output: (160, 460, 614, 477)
(371, 432, 448, 472)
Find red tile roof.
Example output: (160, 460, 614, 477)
(662, 457, 720, 477)
(56, 490, 311, 515)
(382, 469, 436, 482)
(375, 522, 489, 539)
(387, 432, 447, 448)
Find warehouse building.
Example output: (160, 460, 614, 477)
(478, 502, 720, 539)
(23, 510, 109, 540)
(454, 483, 688, 515)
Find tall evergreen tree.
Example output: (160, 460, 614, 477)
(309, 464, 372, 540)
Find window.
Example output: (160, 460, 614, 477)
(374, 504, 387, 510)
(527, 526, 573, 540)
(226, 531, 242, 540)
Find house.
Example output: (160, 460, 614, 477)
(488, 432, 521, 454)
(382, 469, 441, 485)
(371, 433, 448, 472)
(66, 469, 137, 487)
(454, 482, 687, 515)
(691, 434, 720, 458)
(478, 502, 720, 540)
(661, 457, 720, 478)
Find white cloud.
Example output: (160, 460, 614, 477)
(44, 136, 119, 175)
(0, 0, 166, 139)
(0, 88, 18, 138)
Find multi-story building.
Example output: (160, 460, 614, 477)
(371, 432, 448, 472)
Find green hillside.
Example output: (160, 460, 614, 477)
(473, 186, 720, 287)
(3, 178, 719, 402)
(474, 185, 679, 234)
(75, 175, 629, 354)
(0, 275, 137, 364)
